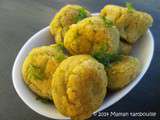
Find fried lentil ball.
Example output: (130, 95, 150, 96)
(50, 5, 91, 43)
(64, 16, 120, 55)
(106, 56, 140, 90)
(52, 55, 107, 120)
(119, 40, 132, 55)
(100, 5, 153, 43)
(22, 44, 67, 100)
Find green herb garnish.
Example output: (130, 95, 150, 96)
(102, 16, 113, 27)
(75, 7, 88, 22)
(51, 43, 66, 62)
(54, 53, 66, 62)
(57, 41, 64, 47)
(92, 45, 121, 67)
(92, 52, 121, 67)
(28, 64, 44, 80)
(51, 42, 65, 51)
(56, 41, 65, 50)
(126, 2, 135, 12)
(36, 96, 52, 104)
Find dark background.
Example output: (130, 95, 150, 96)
(0, 0, 160, 119)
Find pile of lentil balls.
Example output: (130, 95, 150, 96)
(22, 4, 153, 120)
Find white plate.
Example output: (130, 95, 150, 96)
(12, 13, 154, 119)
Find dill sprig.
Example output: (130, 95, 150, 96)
(28, 64, 44, 80)
(126, 2, 135, 12)
(54, 53, 66, 62)
(102, 16, 113, 27)
(50, 43, 67, 62)
(36, 96, 52, 104)
(75, 7, 88, 22)
(92, 45, 121, 67)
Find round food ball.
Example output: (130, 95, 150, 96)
(100, 5, 153, 43)
(119, 40, 132, 55)
(22, 44, 67, 100)
(52, 55, 107, 120)
(64, 16, 120, 55)
(50, 5, 91, 43)
(106, 56, 140, 90)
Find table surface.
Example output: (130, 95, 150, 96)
(0, 0, 160, 120)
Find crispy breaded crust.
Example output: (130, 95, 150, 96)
(101, 5, 153, 43)
(52, 55, 107, 120)
(22, 44, 67, 99)
(64, 16, 120, 55)
(106, 56, 140, 90)
(50, 5, 91, 43)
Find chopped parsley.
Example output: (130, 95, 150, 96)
(28, 64, 44, 80)
(126, 2, 135, 12)
(75, 7, 88, 22)
(102, 16, 113, 27)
